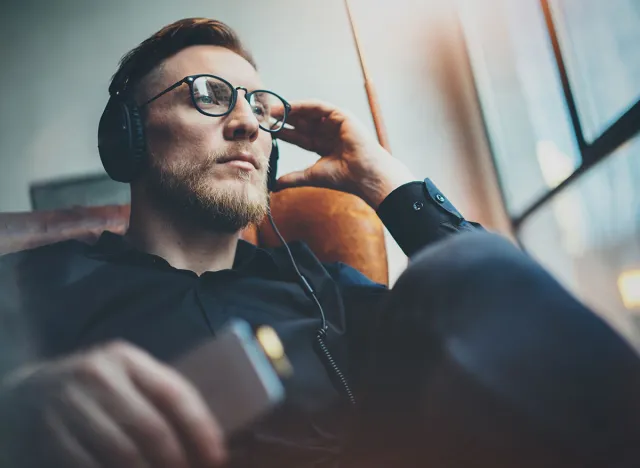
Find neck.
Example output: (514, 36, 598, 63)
(127, 194, 240, 276)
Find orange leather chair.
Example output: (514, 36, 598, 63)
(0, 187, 389, 285)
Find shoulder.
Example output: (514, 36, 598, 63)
(1, 239, 88, 266)
(0, 239, 90, 284)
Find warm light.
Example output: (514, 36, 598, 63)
(256, 326, 293, 377)
(256, 326, 284, 360)
(618, 270, 640, 311)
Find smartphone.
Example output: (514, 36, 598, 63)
(172, 319, 286, 436)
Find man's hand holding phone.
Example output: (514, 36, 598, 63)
(0, 340, 228, 468)
(0, 318, 289, 468)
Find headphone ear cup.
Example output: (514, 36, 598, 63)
(127, 103, 146, 174)
(98, 97, 146, 183)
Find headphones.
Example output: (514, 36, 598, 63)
(97, 92, 280, 190)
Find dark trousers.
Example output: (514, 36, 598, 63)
(345, 232, 640, 468)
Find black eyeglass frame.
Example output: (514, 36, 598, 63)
(139, 74, 291, 133)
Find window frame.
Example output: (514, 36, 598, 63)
(508, 0, 640, 233)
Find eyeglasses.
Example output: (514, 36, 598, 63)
(140, 74, 291, 133)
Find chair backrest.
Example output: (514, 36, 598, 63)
(0, 187, 388, 285)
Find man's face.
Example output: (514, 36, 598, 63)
(140, 45, 272, 232)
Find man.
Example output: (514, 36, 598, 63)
(1, 18, 639, 468)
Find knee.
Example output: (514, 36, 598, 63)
(388, 235, 640, 464)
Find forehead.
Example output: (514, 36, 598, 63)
(160, 45, 263, 90)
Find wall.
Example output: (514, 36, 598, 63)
(0, 0, 505, 283)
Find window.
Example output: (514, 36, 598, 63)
(520, 134, 640, 344)
(551, 0, 640, 142)
(458, 0, 582, 217)
(460, 0, 640, 346)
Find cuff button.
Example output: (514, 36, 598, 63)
(435, 193, 445, 203)
(412, 201, 424, 211)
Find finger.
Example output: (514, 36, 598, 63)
(275, 170, 307, 191)
(281, 115, 312, 135)
(280, 109, 315, 129)
(116, 343, 227, 467)
(275, 169, 325, 191)
(270, 101, 286, 121)
(276, 127, 317, 152)
(82, 353, 189, 468)
(271, 102, 320, 132)
(286, 99, 337, 121)
(60, 384, 147, 468)
(281, 104, 344, 154)
(43, 409, 100, 468)
(111, 383, 189, 468)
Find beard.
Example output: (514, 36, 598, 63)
(145, 148, 269, 233)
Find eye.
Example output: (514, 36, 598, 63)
(196, 95, 215, 105)
(252, 104, 266, 116)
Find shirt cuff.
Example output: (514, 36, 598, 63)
(376, 178, 480, 257)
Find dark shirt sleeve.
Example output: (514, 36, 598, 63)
(376, 178, 483, 258)
(325, 177, 483, 289)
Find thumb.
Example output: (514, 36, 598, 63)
(274, 169, 311, 191)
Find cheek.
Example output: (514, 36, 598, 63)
(145, 110, 223, 165)
(258, 133, 274, 161)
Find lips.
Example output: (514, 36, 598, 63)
(217, 153, 260, 170)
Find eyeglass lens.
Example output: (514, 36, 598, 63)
(192, 76, 286, 131)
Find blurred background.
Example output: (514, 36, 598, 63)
(0, 0, 638, 344)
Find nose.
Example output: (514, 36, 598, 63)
(223, 88, 260, 142)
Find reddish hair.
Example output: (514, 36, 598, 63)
(109, 18, 256, 96)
